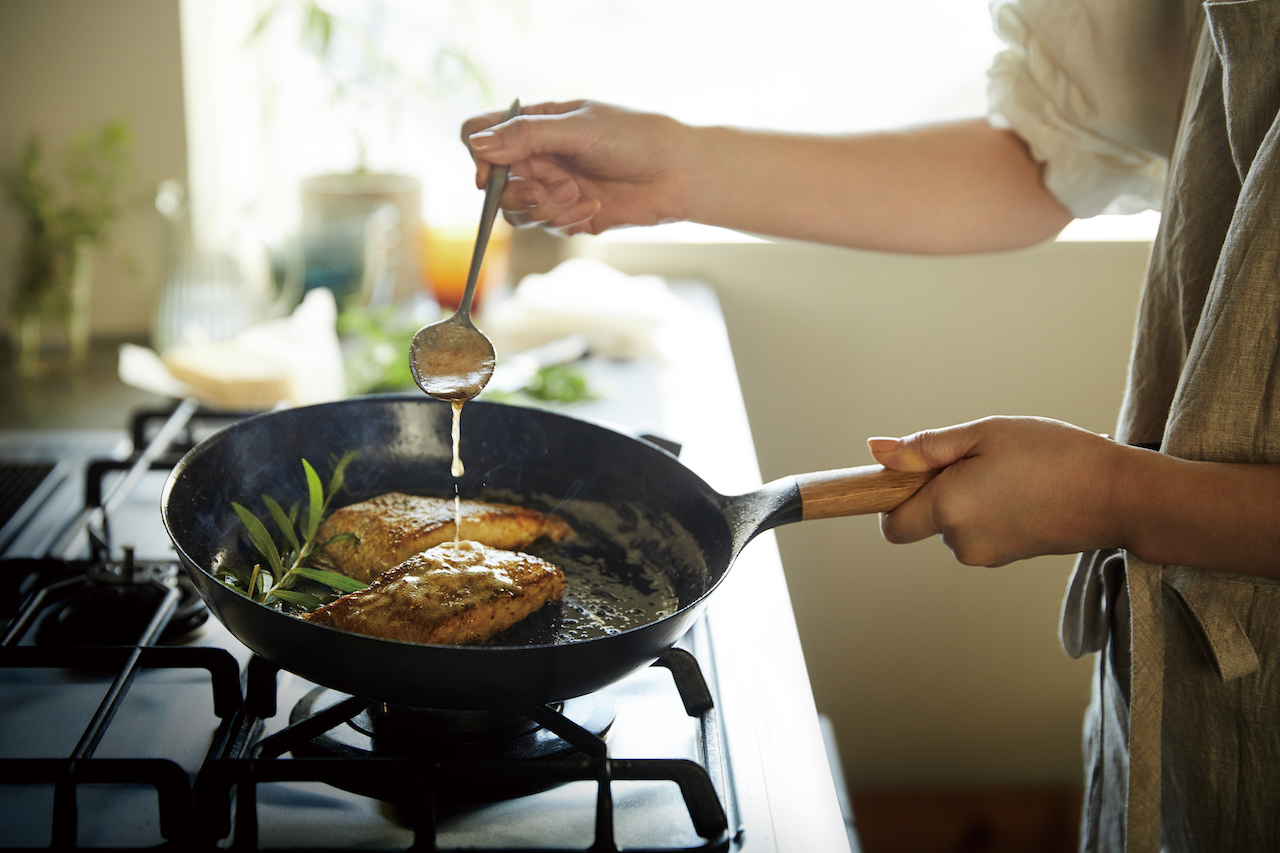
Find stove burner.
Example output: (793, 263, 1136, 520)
(33, 551, 208, 647)
(288, 687, 616, 802)
(368, 703, 548, 750)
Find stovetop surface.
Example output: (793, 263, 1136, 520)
(0, 409, 741, 851)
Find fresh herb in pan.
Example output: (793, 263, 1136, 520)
(222, 450, 366, 610)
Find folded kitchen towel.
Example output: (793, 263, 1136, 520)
(120, 288, 345, 410)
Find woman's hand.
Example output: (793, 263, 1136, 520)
(461, 100, 695, 236)
(869, 416, 1280, 579)
(868, 416, 1127, 567)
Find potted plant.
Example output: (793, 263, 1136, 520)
(4, 119, 134, 374)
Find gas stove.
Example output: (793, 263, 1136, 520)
(0, 287, 855, 852)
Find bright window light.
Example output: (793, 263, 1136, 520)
(181, 0, 1153, 245)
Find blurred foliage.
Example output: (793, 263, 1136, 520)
(338, 301, 599, 404)
(4, 119, 134, 317)
(336, 302, 417, 394)
(481, 363, 598, 407)
(520, 363, 597, 404)
(248, 0, 494, 171)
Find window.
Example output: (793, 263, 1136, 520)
(180, 0, 1155, 246)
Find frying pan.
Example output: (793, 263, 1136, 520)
(162, 395, 931, 710)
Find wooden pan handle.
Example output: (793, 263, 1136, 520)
(796, 465, 938, 520)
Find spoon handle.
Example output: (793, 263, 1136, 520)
(458, 98, 522, 320)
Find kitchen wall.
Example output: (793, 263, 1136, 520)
(594, 236, 1150, 788)
(0, 0, 186, 338)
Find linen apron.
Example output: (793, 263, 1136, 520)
(1061, 2, 1280, 851)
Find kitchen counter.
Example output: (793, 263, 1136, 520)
(0, 336, 171, 430)
(657, 285, 857, 852)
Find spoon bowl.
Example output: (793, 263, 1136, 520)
(408, 316, 496, 401)
(410, 99, 520, 403)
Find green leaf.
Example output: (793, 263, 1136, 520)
(246, 1, 280, 44)
(262, 495, 301, 554)
(302, 2, 334, 57)
(293, 566, 369, 594)
(523, 364, 596, 404)
(301, 529, 358, 564)
(233, 502, 284, 579)
(268, 588, 326, 610)
(302, 459, 323, 540)
(254, 562, 275, 593)
(219, 562, 251, 587)
(328, 449, 358, 498)
(220, 572, 251, 598)
(320, 530, 359, 548)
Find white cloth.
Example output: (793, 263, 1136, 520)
(987, 0, 1200, 217)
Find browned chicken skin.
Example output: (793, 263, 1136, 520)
(302, 541, 565, 645)
(317, 492, 572, 584)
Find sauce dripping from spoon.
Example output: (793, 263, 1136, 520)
(450, 400, 465, 478)
(451, 401, 464, 540)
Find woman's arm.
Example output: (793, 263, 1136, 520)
(869, 417, 1280, 581)
(462, 101, 1073, 253)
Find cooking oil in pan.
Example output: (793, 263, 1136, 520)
(554, 552, 680, 641)
(494, 499, 704, 646)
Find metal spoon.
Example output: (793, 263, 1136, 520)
(409, 99, 521, 402)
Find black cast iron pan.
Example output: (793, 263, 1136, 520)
(162, 395, 932, 710)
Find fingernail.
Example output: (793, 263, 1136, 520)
(570, 198, 600, 219)
(518, 187, 541, 209)
(867, 437, 901, 454)
(469, 131, 500, 152)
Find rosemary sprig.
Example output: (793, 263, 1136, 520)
(227, 450, 365, 608)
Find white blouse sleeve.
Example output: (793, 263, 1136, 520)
(987, 0, 1196, 218)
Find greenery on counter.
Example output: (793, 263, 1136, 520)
(337, 303, 417, 394)
(339, 302, 600, 405)
(513, 363, 598, 404)
(223, 450, 367, 611)
(5, 119, 134, 267)
(4, 120, 136, 365)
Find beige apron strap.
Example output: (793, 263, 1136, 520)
(1124, 556, 1164, 853)
(1165, 566, 1261, 681)
(1061, 549, 1123, 658)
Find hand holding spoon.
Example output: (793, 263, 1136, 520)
(409, 99, 520, 404)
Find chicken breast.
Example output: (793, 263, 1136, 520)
(302, 541, 565, 645)
(317, 492, 572, 584)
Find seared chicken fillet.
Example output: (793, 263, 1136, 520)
(302, 541, 565, 644)
(318, 492, 572, 584)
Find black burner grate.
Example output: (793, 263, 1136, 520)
(195, 650, 733, 853)
(0, 463, 56, 527)
(0, 462, 61, 553)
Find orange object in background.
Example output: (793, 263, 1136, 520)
(419, 221, 512, 314)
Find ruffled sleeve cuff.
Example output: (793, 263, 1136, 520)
(987, 0, 1171, 218)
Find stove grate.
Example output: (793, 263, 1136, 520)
(0, 462, 64, 554)
(193, 650, 733, 853)
(0, 463, 57, 528)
